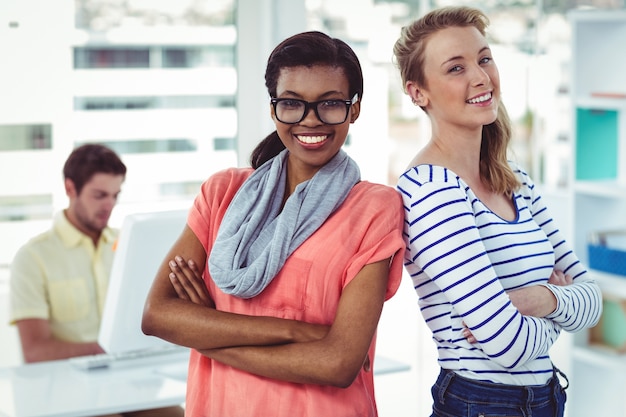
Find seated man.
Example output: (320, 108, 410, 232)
(9, 144, 184, 417)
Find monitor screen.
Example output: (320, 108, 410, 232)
(99, 209, 189, 354)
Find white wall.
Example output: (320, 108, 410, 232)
(375, 271, 434, 416)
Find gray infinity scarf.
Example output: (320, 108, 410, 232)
(208, 148, 360, 298)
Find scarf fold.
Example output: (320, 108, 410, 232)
(208, 149, 360, 298)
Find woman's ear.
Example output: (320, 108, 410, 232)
(270, 102, 277, 121)
(406, 81, 427, 107)
(349, 98, 361, 123)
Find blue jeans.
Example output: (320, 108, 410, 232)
(430, 367, 568, 417)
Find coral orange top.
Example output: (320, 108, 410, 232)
(186, 167, 404, 417)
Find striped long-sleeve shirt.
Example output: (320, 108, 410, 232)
(397, 162, 602, 385)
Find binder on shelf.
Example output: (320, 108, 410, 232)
(588, 229, 626, 277)
(575, 107, 618, 181)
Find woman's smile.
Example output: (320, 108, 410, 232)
(295, 133, 329, 146)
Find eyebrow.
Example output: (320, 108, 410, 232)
(278, 90, 347, 99)
(89, 188, 120, 196)
(440, 46, 491, 68)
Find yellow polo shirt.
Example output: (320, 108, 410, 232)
(9, 211, 118, 343)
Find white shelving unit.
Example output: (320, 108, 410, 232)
(568, 9, 626, 417)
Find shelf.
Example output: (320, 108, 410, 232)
(592, 269, 626, 299)
(574, 180, 626, 198)
(568, 11, 626, 416)
(569, 9, 626, 23)
(575, 96, 626, 111)
(572, 344, 626, 371)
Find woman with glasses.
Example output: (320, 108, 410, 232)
(142, 31, 405, 417)
(393, 6, 601, 416)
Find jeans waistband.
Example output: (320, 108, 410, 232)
(438, 367, 567, 404)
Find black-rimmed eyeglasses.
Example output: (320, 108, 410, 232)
(270, 94, 359, 125)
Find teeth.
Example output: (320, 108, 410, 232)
(467, 93, 491, 104)
(296, 135, 327, 144)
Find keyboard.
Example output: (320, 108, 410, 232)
(68, 344, 188, 371)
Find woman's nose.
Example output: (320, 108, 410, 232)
(471, 65, 489, 86)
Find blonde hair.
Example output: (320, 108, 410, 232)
(393, 6, 520, 195)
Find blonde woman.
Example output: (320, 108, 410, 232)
(393, 6, 601, 416)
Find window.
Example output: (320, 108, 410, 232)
(74, 46, 235, 69)
(163, 46, 234, 68)
(0, 124, 52, 150)
(0, 195, 52, 221)
(74, 95, 235, 111)
(213, 137, 236, 151)
(90, 139, 198, 154)
(74, 48, 151, 69)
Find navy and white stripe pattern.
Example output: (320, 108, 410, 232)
(397, 163, 601, 385)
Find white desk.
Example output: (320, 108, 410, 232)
(0, 352, 409, 417)
(0, 350, 189, 417)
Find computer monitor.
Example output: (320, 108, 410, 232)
(99, 209, 189, 354)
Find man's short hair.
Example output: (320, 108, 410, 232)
(63, 144, 127, 194)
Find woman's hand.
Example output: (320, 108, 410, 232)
(463, 269, 575, 343)
(462, 322, 477, 344)
(507, 269, 573, 318)
(168, 255, 214, 308)
(168, 254, 328, 344)
(143, 226, 328, 352)
(197, 259, 390, 387)
(548, 269, 573, 286)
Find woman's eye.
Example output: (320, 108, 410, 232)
(320, 100, 342, 109)
(480, 56, 492, 64)
(281, 100, 302, 109)
(449, 65, 463, 73)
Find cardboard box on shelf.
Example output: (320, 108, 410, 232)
(589, 297, 626, 352)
